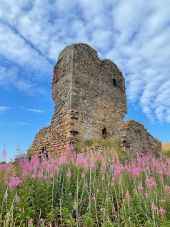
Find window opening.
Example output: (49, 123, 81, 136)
(102, 127, 107, 139)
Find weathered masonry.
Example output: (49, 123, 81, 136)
(29, 43, 161, 156)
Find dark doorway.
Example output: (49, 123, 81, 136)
(42, 146, 46, 152)
(102, 127, 107, 139)
(113, 78, 117, 87)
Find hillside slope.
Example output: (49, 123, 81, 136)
(162, 142, 170, 151)
(162, 142, 170, 157)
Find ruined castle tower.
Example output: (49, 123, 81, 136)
(29, 43, 161, 156)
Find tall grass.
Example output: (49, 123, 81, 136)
(162, 143, 170, 158)
(0, 146, 170, 226)
(163, 150, 170, 158)
(80, 138, 126, 160)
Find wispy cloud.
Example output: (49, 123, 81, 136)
(0, 105, 11, 113)
(22, 108, 45, 113)
(0, 0, 169, 122)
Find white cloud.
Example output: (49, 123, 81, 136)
(0, 106, 11, 113)
(0, 64, 49, 95)
(0, 0, 169, 122)
(22, 108, 45, 113)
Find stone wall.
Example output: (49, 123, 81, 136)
(70, 44, 127, 145)
(29, 43, 127, 154)
(115, 120, 161, 157)
(30, 45, 75, 154)
(29, 43, 161, 156)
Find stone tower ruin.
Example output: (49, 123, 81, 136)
(29, 43, 161, 156)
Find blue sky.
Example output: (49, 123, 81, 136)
(0, 0, 170, 160)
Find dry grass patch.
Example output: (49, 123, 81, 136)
(162, 142, 170, 151)
(162, 142, 170, 157)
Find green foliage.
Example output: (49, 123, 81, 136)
(82, 138, 126, 159)
(82, 212, 96, 226)
(164, 150, 170, 158)
(0, 151, 170, 226)
(58, 207, 75, 226)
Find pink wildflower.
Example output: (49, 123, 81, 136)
(145, 177, 156, 190)
(127, 165, 142, 179)
(66, 170, 71, 179)
(151, 202, 158, 212)
(114, 162, 124, 178)
(76, 154, 85, 166)
(100, 207, 106, 213)
(66, 146, 75, 156)
(46, 162, 53, 172)
(54, 165, 60, 174)
(7, 176, 22, 189)
(137, 183, 144, 192)
(41, 159, 47, 169)
(59, 155, 67, 165)
(32, 173, 36, 179)
(15, 194, 20, 204)
(49, 173, 55, 178)
(84, 182, 88, 188)
(31, 156, 39, 170)
(164, 185, 170, 194)
(37, 171, 44, 179)
(159, 207, 166, 216)
(125, 191, 131, 203)
(43, 175, 48, 180)
(28, 219, 33, 226)
(81, 172, 85, 178)
(88, 160, 95, 169)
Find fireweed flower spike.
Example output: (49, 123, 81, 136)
(151, 202, 158, 212)
(7, 176, 22, 189)
(15, 193, 20, 204)
(159, 207, 166, 216)
(0, 147, 170, 225)
(145, 177, 157, 190)
(137, 183, 144, 192)
(66, 170, 72, 179)
(125, 191, 131, 204)
(164, 185, 170, 194)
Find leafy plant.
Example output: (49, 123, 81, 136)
(0, 147, 170, 226)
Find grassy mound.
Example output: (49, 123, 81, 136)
(78, 138, 126, 160)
